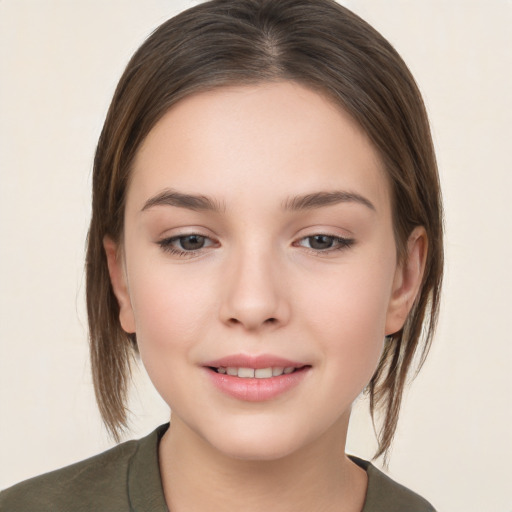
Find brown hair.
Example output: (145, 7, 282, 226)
(86, 0, 443, 459)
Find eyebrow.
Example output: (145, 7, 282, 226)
(141, 189, 225, 213)
(141, 188, 375, 214)
(283, 191, 376, 212)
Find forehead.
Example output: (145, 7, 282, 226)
(128, 81, 390, 215)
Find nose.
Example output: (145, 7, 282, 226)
(219, 246, 290, 331)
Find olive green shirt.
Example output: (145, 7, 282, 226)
(0, 424, 435, 511)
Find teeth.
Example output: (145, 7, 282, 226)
(217, 366, 297, 378)
(255, 368, 272, 378)
(238, 367, 255, 378)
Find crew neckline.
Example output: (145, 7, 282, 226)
(127, 424, 380, 512)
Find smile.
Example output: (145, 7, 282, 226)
(203, 355, 310, 401)
(212, 366, 299, 378)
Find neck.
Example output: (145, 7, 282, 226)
(158, 415, 367, 512)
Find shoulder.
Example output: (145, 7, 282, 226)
(0, 425, 168, 512)
(350, 456, 436, 512)
(0, 439, 139, 512)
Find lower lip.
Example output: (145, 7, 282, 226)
(205, 367, 310, 402)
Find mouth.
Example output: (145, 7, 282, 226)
(203, 355, 311, 401)
(208, 366, 306, 378)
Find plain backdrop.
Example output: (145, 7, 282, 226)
(1, 1, 511, 511)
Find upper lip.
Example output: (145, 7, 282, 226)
(202, 354, 307, 369)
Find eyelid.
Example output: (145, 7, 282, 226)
(155, 228, 355, 258)
(157, 232, 219, 258)
(293, 233, 355, 254)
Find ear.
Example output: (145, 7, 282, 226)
(103, 236, 136, 334)
(385, 226, 428, 336)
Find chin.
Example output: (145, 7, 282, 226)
(199, 417, 322, 462)
(214, 434, 304, 462)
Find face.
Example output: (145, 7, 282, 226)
(106, 82, 424, 461)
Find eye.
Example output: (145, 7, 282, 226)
(176, 234, 207, 250)
(158, 234, 217, 256)
(296, 234, 354, 252)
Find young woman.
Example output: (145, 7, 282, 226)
(0, 1, 443, 510)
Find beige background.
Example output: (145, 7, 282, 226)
(1, 1, 511, 510)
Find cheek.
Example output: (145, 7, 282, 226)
(127, 261, 215, 355)
(307, 263, 393, 337)
(301, 254, 395, 378)
(126, 264, 217, 408)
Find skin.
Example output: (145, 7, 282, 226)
(105, 82, 427, 512)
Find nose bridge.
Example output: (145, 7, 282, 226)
(220, 239, 289, 330)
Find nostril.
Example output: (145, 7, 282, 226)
(226, 316, 277, 328)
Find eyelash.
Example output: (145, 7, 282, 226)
(157, 233, 355, 257)
(294, 234, 355, 254)
(158, 234, 217, 258)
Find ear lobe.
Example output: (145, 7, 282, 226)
(385, 226, 428, 336)
(103, 236, 136, 334)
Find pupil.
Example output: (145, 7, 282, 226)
(309, 235, 333, 250)
(180, 235, 205, 250)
